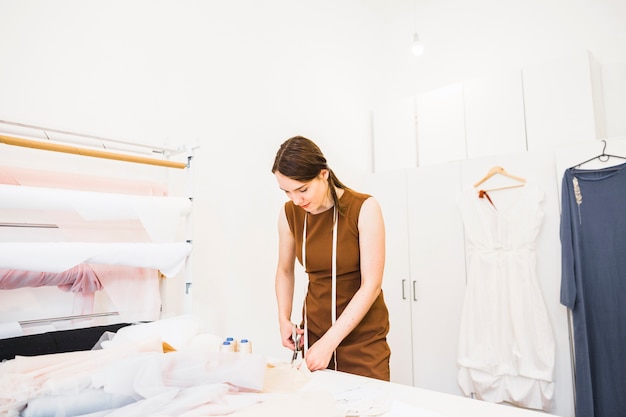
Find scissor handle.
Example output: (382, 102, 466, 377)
(291, 323, 302, 352)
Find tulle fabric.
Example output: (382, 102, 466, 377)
(0, 336, 163, 416)
(0, 317, 267, 417)
(0, 265, 101, 293)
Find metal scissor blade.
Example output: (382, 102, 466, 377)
(291, 323, 302, 365)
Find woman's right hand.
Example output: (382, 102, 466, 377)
(280, 319, 303, 351)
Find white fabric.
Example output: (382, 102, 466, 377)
(0, 335, 164, 416)
(100, 315, 202, 351)
(21, 389, 136, 417)
(456, 183, 556, 410)
(0, 317, 267, 417)
(0, 321, 23, 338)
(0, 184, 191, 242)
(91, 265, 161, 322)
(0, 242, 191, 277)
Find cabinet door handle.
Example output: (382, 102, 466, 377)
(412, 280, 417, 301)
(401, 279, 407, 300)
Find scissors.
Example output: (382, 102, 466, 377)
(291, 323, 303, 364)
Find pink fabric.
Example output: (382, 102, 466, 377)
(0, 265, 161, 320)
(0, 165, 168, 195)
(0, 165, 172, 322)
(92, 265, 161, 322)
(0, 336, 165, 415)
(0, 264, 102, 293)
(0, 264, 102, 316)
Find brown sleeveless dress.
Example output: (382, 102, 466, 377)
(284, 188, 391, 381)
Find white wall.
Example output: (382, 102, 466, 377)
(369, 0, 626, 104)
(0, 0, 383, 356)
(366, 2, 626, 416)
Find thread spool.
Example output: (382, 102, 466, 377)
(238, 338, 252, 353)
(225, 337, 238, 352)
(220, 341, 235, 352)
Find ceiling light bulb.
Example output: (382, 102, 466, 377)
(412, 33, 424, 56)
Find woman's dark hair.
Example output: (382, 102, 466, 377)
(272, 136, 348, 213)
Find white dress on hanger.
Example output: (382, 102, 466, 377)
(456, 183, 555, 411)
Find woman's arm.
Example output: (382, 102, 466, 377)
(304, 196, 385, 371)
(275, 206, 301, 351)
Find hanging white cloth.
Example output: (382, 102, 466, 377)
(456, 183, 556, 410)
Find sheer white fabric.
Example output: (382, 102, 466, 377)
(0, 184, 191, 243)
(0, 317, 267, 417)
(0, 242, 191, 277)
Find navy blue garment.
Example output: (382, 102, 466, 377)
(560, 162, 626, 417)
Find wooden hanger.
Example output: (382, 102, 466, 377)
(572, 139, 626, 169)
(473, 165, 526, 191)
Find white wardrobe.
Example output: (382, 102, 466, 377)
(362, 152, 572, 416)
(362, 164, 466, 395)
(363, 50, 616, 417)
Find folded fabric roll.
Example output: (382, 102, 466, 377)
(0, 184, 191, 243)
(0, 242, 191, 277)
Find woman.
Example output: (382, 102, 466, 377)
(272, 135, 390, 381)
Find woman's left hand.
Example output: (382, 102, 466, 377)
(304, 339, 335, 371)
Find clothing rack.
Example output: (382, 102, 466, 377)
(18, 312, 120, 326)
(571, 138, 626, 169)
(0, 119, 185, 156)
(0, 134, 188, 169)
(0, 222, 58, 228)
(0, 119, 197, 319)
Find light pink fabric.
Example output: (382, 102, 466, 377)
(0, 327, 268, 417)
(0, 335, 165, 415)
(0, 165, 168, 195)
(0, 164, 176, 323)
(0, 264, 102, 293)
(0, 264, 163, 321)
(93, 265, 161, 322)
(0, 264, 102, 316)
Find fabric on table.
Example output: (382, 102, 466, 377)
(0, 320, 268, 417)
(21, 388, 136, 417)
(0, 335, 164, 416)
